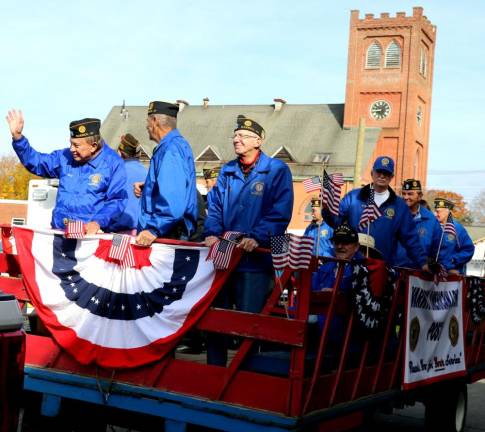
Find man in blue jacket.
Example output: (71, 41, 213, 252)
(204, 115, 294, 365)
(395, 179, 449, 269)
(303, 197, 334, 257)
(324, 156, 429, 271)
(434, 198, 475, 274)
(6, 110, 127, 234)
(135, 101, 198, 246)
(111, 133, 147, 234)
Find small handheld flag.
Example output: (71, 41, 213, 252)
(65, 220, 85, 239)
(358, 189, 382, 231)
(303, 176, 321, 193)
(321, 171, 344, 216)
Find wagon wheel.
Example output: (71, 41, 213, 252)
(424, 382, 467, 432)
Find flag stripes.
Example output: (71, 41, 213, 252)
(302, 176, 321, 193)
(358, 188, 382, 230)
(271, 234, 314, 270)
(65, 220, 85, 239)
(321, 171, 344, 216)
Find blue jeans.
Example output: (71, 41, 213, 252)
(207, 271, 274, 366)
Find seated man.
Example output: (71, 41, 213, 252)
(6, 110, 127, 234)
(317, 224, 366, 293)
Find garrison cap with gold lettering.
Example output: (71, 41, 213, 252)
(147, 101, 179, 118)
(330, 223, 358, 244)
(434, 197, 455, 210)
(234, 115, 265, 139)
(203, 167, 221, 180)
(69, 118, 101, 138)
(118, 133, 140, 157)
(402, 179, 422, 191)
(311, 196, 322, 208)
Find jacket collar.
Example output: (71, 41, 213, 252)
(153, 129, 181, 155)
(357, 183, 397, 204)
(225, 151, 271, 176)
(86, 144, 107, 168)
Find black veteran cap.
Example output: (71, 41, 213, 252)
(69, 118, 101, 138)
(402, 179, 422, 191)
(148, 101, 179, 118)
(331, 223, 358, 244)
(118, 133, 139, 156)
(235, 115, 265, 139)
(203, 167, 220, 180)
(311, 196, 321, 208)
(434, 197, 455, 210)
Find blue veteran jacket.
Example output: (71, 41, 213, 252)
(138, 129, 198, 238)
(12, 136, 127, 229)
(110, 159, 147, 232)
(394, 206, 449, 269)
(441, 220, 475, 274)
(303, 221, 334, 257)
(324, 184, 427, 267)
(204, 152, 293, 272)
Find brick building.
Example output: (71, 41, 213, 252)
(344, 7, 436, 187)
(101, 7, 436, 232)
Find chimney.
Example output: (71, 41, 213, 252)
(203, 97, 209, 108)
(273, 98, 287, 112)
(176, 99, 189, 112)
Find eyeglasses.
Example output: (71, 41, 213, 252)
(231, 133, 259, 141)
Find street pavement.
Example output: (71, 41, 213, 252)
(370, 380, 485, 431)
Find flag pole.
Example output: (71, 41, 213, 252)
(435, 228, 445, 262)
(318, 159, 328, 260)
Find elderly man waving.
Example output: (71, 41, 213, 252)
(6, 109, 127, 234)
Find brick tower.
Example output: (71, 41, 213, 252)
(343, 7, 436, 188)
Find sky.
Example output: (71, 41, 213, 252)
(0, 0, 483, 203)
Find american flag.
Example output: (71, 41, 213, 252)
(270, 234, 314, 270)
(321, 171, 344, 216)
(109, 234, 135, 267)
(65, 220, 85, 239)
(207, 231, 243, 270)
(443, 213, 460, 247)
(358, 188, 382, 231)
(302, 176, 322, 193)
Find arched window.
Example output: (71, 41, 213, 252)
(419, 48, 428, 77)
(366, 41, 382, 68)
(385, 41, 401, 68)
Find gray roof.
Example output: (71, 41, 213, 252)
(101, 103, 381, 178)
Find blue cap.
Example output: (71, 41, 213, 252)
(372, 156, 394, 175)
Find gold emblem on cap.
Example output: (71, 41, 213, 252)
(413, 181, 417, 186)
(382, 157, 389, 166)
(244, 120, 252, 127)
(149, 102, 154, 111)
(439, 200, 444, 207)
(78, 125, 86, 134)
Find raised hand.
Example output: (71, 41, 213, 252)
(6, 109, 24, 140)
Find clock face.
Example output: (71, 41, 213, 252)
(370, 100, 391, 120)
